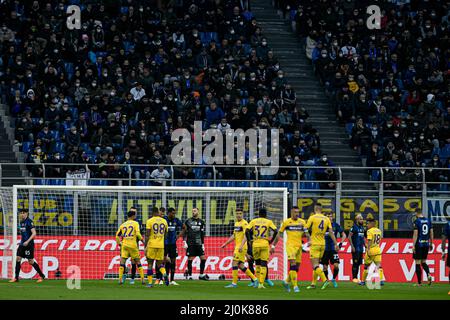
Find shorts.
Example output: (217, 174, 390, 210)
(186, 245, 204, 257)
(164, 244, 178, 259)
(320, 250, 340, 265)
(147, 247, 165, 261)
(17, 243, 34, 259)
(121, 246, 140, 260)
(364, 253, 382, 265)
(352, 251, 364, 265)
(286, 246, 302, 263)
(413, 245, 429, 260)
(252, 246, 270, 261)
(309, 245, 325, 259)
(233, 247, 248, 263)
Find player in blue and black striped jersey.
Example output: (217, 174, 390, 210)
(9, 210, 46, 283)
(348, 214, 366, 283)
(412, 210, 434, 286)
(320, 212, 346, 288)
(441, 220, 450, 295)
(164, 207, 183, 285)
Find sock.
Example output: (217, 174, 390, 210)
(232, 266, 239, 284)
(265, 267, 270, 280)
(289, 271, 298, 287)
(137, 264, 144, 281)
(312, 270, 317, 286)
(255, 265, 261, 281)
(362, 269, 369, 282)
(32, 262, 45, 278)
(421, 263, 430, 277)
(131, 264, 136, 279)
(155, 265, 161, 280)
(171, 262, 176, 282)
(379, 268, 384, 281)
(259, 266, 267, 284)
(119, 264, 125, 281)
(147, 268, 153, 284)
(285, 274, 291, 283)
(333, 267, 339, 280)
(323, 267, 329, 279)
(316, 267, 327, 282)
(243, 267, 256, 281)
(200, 259, 206, 275)
(15, 261, 21, 279)
(352, 264, 359, 279)
(248, 259, 255, 275)
(416, 264, 422, 284)
(159, 265, 167, 276)
(187, 260, 193, 276)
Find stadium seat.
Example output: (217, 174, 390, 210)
(50, 130, 60, 141)
(22, 141, 32, 153)
(54, 142, 66, 153)
(80, 143, 90, 152)
(345, 123, 354, 136)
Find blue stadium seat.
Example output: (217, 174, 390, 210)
(50, 130, 60, 141)
(55, 142, 66, 153)
(22, 141, 32, 153)
(80, 143, 90, 152)
(345, 123, 354, 136)
(439, 144, 450, 161)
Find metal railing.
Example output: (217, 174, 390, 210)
(0, 163, 448, 235)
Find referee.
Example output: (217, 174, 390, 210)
(10, 210, 46, 282)
(180, 208, 209, 280)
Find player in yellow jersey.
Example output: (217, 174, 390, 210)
(145, 206, 169, 287)
(116, 209, 145, 285)
(305, 204, 339, 290)
(272, 206, 309, 293)
(220, 208, 257, 288)
(360, 217, 384, 286)
(239, 208, 278, 289)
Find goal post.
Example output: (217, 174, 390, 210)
(1, 185, 288, 281)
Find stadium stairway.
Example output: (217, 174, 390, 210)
(0, 105, 27, 186)
(252, 0, 372, 189)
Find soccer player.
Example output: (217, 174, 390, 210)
(240, 208, 278, 289)
(9, 210, 46, 283)
(441, 219, 450, 295)
(320, 211, 346, 288)
(412, 210, 434, 286)
(220, 208, 257, 288)
(348, 214, 366, 283)
(272, 206, 308, 293)
(245, 229, 274, 287)
(180, 207, 209, 280)
(154, 207, 166, 285)
(164, 207, 183, 285)
(115, 209, 145, 285)
(145, 206, 169, 287)
(127, 206, 142, 284)
(305, 204, 339, 290)
(359, 218, 383, 286)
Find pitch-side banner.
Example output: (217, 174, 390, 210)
(0, 237, 448, 282)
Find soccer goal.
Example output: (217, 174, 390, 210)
(0, 186, 288, 281)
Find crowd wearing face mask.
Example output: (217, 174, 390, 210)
(1, 0, 331, 183)
(275, 0, 450, 189)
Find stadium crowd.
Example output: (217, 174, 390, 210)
(278, 0, 450, 189)
(0, 0, 328, 183)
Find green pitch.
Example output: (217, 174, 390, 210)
(0, 280, 448, 300)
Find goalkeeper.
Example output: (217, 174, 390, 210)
(180, 208, 209, 280)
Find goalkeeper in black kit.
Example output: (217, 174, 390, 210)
(180, 208, 209, 280)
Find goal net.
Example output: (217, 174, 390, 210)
(0, 186, 288, 281)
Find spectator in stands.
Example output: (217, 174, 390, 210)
(150, 165, 171, 185)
